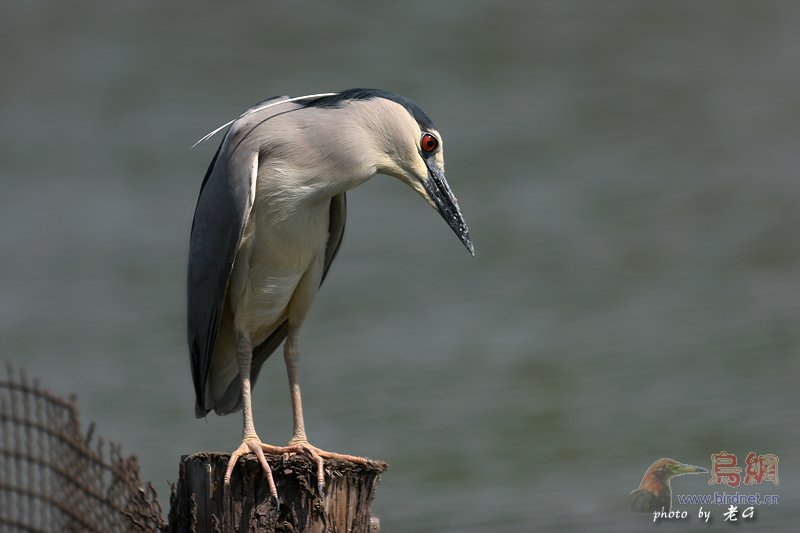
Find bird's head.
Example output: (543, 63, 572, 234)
(308, 89, 474, 256)
(642, 458, 708, 484)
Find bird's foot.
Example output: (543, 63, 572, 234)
(224, 437, 374, 501)
(263, 439, 374, 497)
(224, 436, 281, 507)
(288, 439, 373, 497)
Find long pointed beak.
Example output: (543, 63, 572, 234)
(675, 463, 708, 475)
(423, 160, 474, 256)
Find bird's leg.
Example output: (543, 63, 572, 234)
(224, 328, 373, 499)
(223, 335, 279, 504)
(284, 329, 308, 445)
(267, 327, 373, 495)
(238, 336, 258, 442)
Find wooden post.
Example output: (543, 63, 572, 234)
(166, 452, 387, 533)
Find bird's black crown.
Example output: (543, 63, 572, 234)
(302, 88, 435, 131)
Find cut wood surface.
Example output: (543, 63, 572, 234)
(167, 452, 387, 533)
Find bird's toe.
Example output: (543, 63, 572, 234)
(224, 437, 279, 503)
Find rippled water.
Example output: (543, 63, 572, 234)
(2, 2, 798, 531)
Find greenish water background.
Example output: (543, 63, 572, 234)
(1, 1, 798, 531)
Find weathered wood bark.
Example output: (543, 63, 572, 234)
(167, 452, 387, 533)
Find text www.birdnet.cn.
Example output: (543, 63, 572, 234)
(674, 492, 780, 506)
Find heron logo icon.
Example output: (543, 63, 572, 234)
(629, 458, 707, 513)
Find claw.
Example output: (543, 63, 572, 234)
(271, 493, 280, 511)
(227, 438, 370, 507)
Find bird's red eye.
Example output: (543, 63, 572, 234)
(420, 133, 438, 153)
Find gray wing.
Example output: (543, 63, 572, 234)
(189, 145, 347, 417)
(322, 192, 347, 283)
(248, 192, 347, 384)
(187, 128, 258, 417)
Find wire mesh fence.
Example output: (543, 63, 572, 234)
(0, 365, 165, 532)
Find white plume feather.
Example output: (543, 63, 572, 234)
(191, 92, 337, 148)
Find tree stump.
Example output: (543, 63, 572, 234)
(166, 452, 387, 533)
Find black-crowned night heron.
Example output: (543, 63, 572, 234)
(187, 88, 473, 501)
